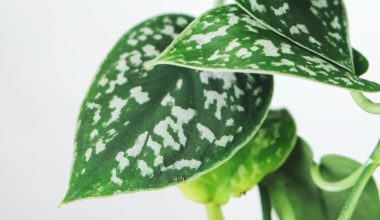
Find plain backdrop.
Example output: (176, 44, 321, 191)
(1, 0, 380, 219)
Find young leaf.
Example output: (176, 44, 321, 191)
(156, 5, 380, 92)
(235, 0, 354, 72)
(264, 138, 380, 220)
(62, 14, 274, 204)
(179, 109, 297, 205)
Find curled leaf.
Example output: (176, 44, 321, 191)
(352, 48, 369, 76)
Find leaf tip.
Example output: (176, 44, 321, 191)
(60, 185, 81, 206)
(60, 193, 73, 206)
(57, 200, 66, 208)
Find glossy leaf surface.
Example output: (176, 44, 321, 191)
(156, 5, 380, 92)
(264, 139, 380, 220)
(63, 14, 274, 203)
(179, 109, 297, 205)
(236, 0, 353, 72)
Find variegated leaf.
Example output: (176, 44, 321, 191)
(62, 14, 273, 204)
(235, 0, 354, 72)
(179, 109, 297, 205)
(156, 5, 380, 92)
(264, 138, 380, 220)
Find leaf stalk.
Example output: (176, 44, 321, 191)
(259, 184, 272, 220)
(206, 203, 224, 220)
(311, 163, 364, 192)
(337, 140, 380, 220)
(267, 177, 296, 220)
(351, 91, 380, 114)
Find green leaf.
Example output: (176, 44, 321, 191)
(179, 109, 297, 205)
(235, 0, 354, 72)
(62, 14, 274, 204)
(320, 155, 380, 220)
(156, 5, 380, 92)
(264, 138, 380, 220)
(352, 48, 369, 76)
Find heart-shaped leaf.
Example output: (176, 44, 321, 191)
(235, 0, 353, 72)
(62, 14, 274, 204)
(264, 138, 380, 220)
(179, 109, 297, 205)
(155, 5, 380, 92)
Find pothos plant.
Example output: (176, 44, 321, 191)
(61, 0, 380, 219)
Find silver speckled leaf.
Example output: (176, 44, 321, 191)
(179, 109, 297, 205)
(62, 14, 273, 204)
(236, 0, 353, 72)
(156, 5, 380, 92)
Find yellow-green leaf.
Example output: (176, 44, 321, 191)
(179, 109, 297, 205)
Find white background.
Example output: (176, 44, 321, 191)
(1, 0, 379, 219)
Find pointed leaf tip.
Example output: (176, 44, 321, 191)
(63, 13, 274, 203)
(158, 5, 380, 92)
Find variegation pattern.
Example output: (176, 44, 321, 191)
(156, 5, 380, 92)
(179, 110, 297, 205)
(236, 0, 353, 72)
(63, 14, 273, 203)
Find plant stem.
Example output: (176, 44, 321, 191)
(337, 162, 379, 220)
(259, 184, 272, 220)
(268, 176, 296, 220)
(350, 91, 380, 114)
(215, 0, 225, 7)
(337, 140, 380, 220)
(311, 163, 364, 192)
(370, 140, 380, 163)
(206, 203, 224, 220)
